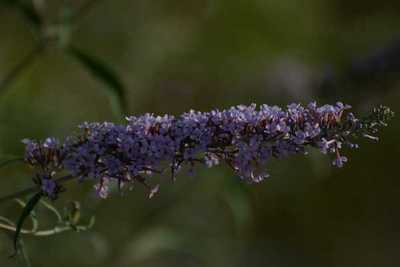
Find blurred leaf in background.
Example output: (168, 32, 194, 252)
(68, 46, 126, 118)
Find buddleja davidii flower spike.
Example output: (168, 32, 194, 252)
(22, 138, 65, 200)
(21, 102, 393, 200)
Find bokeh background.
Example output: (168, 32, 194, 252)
(0, 1, 399, 266)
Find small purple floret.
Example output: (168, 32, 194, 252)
(21, 102, 393, 199)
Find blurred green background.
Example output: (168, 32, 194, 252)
(0, 0, 399, 266)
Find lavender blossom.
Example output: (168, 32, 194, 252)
(21, 102, 394, 199)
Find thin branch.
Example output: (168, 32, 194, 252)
(0, 215, 15, 226)
(0, 222, 90, 236)
(0, 222, 34, 235)
(33, 226, 76, 236)
(0, 175, 76, 204)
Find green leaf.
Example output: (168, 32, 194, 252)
(67, 46, 126, 118)
(15, 198, 39, 233)
(11, 192, 42, 257)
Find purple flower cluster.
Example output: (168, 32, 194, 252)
(22, 102, 393, 199)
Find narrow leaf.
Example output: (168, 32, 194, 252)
(15, 198, 39, 232)
(11, 192, 42, 257)
(67, 46, 126, 117)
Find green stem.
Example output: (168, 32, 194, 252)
(0, 222, 90, 236)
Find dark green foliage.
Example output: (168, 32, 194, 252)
(68, 46, 126, 118)
(1, 0, 42, 28)
(12, 192, 42, 257)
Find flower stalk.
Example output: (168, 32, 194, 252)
(0, 102, 394, 202)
